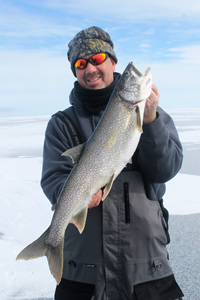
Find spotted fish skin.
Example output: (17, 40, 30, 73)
(16, 62, 152, 284)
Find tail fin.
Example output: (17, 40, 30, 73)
(16, 227, 64, 284)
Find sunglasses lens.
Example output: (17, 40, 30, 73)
(90, 53, 106, 65)
(75, 59, 87, 69)
(75, 53, 107, 70)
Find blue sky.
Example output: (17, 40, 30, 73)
(1, 0, 200, 117)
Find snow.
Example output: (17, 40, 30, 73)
(0, 157, 55, 300)
(0, 111, 200, 299)
(165, 173, 200, 215)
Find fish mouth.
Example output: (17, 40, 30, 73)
(118, 92, 144, 105)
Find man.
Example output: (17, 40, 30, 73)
(41, 26, 184, 300)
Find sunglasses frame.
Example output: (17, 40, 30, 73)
(75, 53, 109, 70)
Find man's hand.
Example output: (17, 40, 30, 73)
(88, 189, 102, 209)
(143, 85, 160, 124)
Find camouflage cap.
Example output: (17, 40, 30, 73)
(67, 26, 118, 77)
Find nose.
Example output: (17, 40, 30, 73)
(85, 62, 98, 74)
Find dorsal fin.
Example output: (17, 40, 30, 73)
(62, 143, 85, 164)
(102, 174, 115, 201)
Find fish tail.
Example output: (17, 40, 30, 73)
(16, 227, 64, 284)
(16, 227, 50, 260)
(46, 240, 64, 284)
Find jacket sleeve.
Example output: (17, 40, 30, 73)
(40, 116, 75, 205)
(138, 107, 183, 183)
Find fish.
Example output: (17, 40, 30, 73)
(16, 62, 152, 284)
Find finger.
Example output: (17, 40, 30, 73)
(151, 85, 159, 96)
(88, 197, 101, 208)
(94, 189, 103, 199)
(93, 190, 103, 206)
(88, 190, 102, 208)
(88, 199, 95, 208)
(93, 197, 102, 207)
(147, 87, 160, 105)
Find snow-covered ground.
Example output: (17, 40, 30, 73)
(0, 109, 200, 299)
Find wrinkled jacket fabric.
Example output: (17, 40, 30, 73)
(41, 86, 183, 299)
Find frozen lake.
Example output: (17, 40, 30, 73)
(166, 108, 200, 176)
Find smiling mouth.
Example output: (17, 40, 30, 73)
(87, 76, 101, 82)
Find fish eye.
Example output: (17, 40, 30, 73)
(125, 71, 130, 76)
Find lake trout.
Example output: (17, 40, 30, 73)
(16, 62, 152, 284)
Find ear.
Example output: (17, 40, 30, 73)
(110, 58, 116, 72)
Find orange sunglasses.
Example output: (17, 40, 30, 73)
(75, 53, 109, 70)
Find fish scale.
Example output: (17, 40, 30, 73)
(16, 62, 152, 284)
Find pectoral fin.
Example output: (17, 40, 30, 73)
(135, 105, 143, 133)
(62, 143, 85, 164)
(102, 174, 115, 201)
(51, 203, 57, 211)
(70, 206, 88, 233)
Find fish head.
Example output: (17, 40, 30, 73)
(117, 62, 152, 105)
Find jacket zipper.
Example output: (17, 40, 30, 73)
(124, 182, 130, 223)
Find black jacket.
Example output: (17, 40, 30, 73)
(40, 82, 184, 300)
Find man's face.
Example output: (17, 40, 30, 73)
(75, 54, 116, 90)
